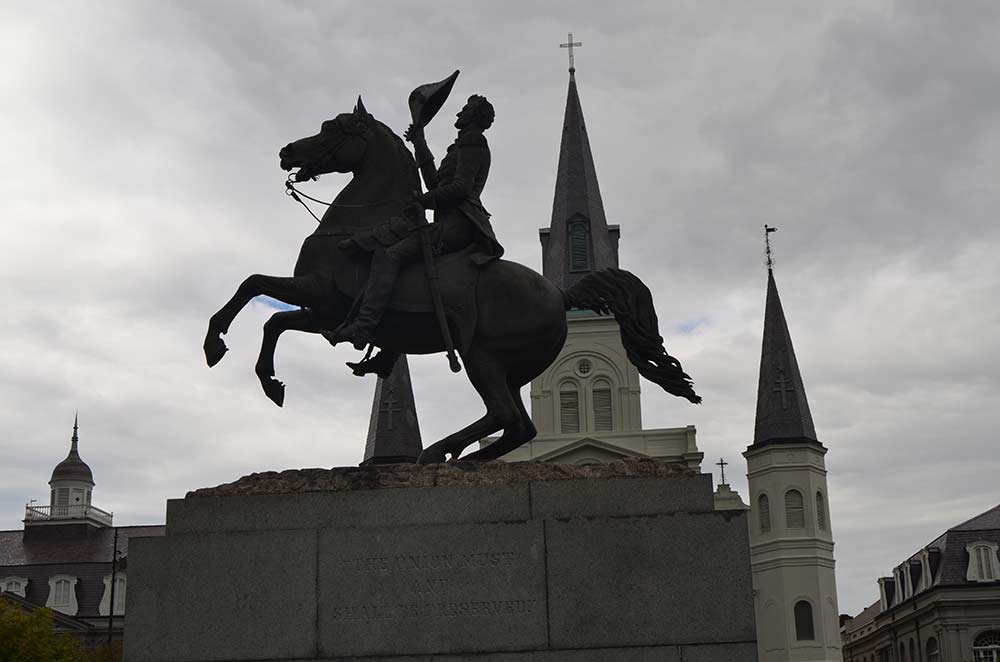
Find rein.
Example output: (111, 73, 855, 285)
(285, 176, 410, 223)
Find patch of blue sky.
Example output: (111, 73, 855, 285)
(255, 296, 299, 312)
(677, 317, 710, 335)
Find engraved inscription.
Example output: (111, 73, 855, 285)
(331, 599, 539, 621)
(341, 551, 519, 574)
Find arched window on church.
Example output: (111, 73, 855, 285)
(559, 382, 580, 434)
(816, 491, 827, 530)
(925, 636, 940, 662)
(569, 220, 591, 272)
(899, 642, 906, 662)
(592, 379, 613, 431)
(758, 494, 771, 533)
(793, 600, 815, 641)
(785, 489, 805, 529)
(909, 639, 915, 662)
(974, 631, 1000, 662)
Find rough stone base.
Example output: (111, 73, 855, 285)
(125, 459, 757, 662)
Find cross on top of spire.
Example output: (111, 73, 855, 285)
(560, 32, 582, 73)
(765, 225, 777, 273)
(715, 458, 729, 486)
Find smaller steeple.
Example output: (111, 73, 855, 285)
(51, 413, 94, 486)
(751, 230, 819, 449)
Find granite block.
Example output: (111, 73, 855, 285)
(679, 642, 758, 661)
(124, 529, 317, 662)
(317, 521, 547, 657)
(546, 511, 755, 649)
(167, 483, 530, 533)
(529, 474, 714, 519)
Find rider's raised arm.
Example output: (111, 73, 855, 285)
(405, 124, 439, 191)
(418, 132, 486, 209)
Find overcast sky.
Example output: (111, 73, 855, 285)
(2, 0, 998, 616)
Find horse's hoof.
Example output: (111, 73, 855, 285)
(261, 378, 285, 407)
(417, 448, 447, 464)
(204, 336, 228, 367)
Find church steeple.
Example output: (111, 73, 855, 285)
(540, 46, 620, 288)
(751, 240, 819, 449)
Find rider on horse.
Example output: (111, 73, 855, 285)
(331, 94, 503, 360)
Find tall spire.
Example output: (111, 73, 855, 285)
(51, 412, 94, 485)
(751, 260, 819, 448)
(540, 46, 620, 288)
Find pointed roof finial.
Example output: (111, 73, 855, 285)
(51, 411, 94, 485)
(765, 225, 777, 273)
(560, 32, 582, 75)
(71, 412, 79, 453)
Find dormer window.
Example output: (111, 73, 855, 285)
(966, 542, 1000, 582)
(99, 574, 127, 616)
(46, 574, 79, 615)
(1, 576, 28, 598)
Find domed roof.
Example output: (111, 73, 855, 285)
(49, 416, 94, 486)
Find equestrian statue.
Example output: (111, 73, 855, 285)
(203, 71, 700, 463)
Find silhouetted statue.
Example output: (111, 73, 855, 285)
(203, 73, 700, 463)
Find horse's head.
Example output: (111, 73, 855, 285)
(279, 98, 374, 182)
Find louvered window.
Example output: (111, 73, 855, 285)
(593, 381, 613, 431)
(785, 490, 805, 529)
(793, 600, 815, 640)
(559, 384, 580, 433)
(56, 488, 69, 506)
(816, 491, 827, 530)
(569, 221, 591, 272)
(758, 494, 771, 532)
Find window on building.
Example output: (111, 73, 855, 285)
(966, 542, 1000, 582)
(758, 494, 771, 533)
(593, 380, 613, 431)
(793, 600, 815, 640)
(909, 640, 915, 662)
(100, 574, 127, 616)
(785, 489, 805, 529)
(569, 220, 591, 272)
(925, 636, 940, 662)
(0, 577, 27, 598)
(46, 575, 78, 615)
(816, 491, 827, 530)
(899, 642, 906, 662)
(56, 488, 69, 506)
(559, 383, 580, 434)
(974, 631, 1000, 662)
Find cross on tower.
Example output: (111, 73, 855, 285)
(560, 32, 582, 72)
(765, 225, 777, 272)
(772, 368, 795, 410)
(716, 458, 728, 486)
(379, 386, 402, 431)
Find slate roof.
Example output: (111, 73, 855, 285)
(749, 269, 819, 449)
(540, 69, 619, 289)
(0, 524, 164, 618)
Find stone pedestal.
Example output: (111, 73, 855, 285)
(125, 460, 757, 661)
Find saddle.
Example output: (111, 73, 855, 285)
(331, 242, 481, 354)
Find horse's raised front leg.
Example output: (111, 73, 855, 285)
(204, 273, 327, 367)
(254, 308, 324, 407)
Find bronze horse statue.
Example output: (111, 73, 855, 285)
(203, 99, 700, 463)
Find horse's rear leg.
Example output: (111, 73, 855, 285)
(461, 380, 536, 462)
(255, 308, 323, 407)
(417, 352, 521, 464)
(204, 273, 326, 367)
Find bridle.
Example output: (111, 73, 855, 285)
(283, 125, 410, 222)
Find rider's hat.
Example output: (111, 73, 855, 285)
(408, 70, 460, 128)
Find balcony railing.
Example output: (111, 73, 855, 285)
(24, 504, 113, 527)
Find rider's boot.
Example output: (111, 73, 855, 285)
(330, 250, 401, 350)
(346, 349, 400, 378)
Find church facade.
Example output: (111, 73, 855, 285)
(495, 57, 844, 662)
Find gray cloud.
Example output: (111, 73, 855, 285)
(1, 0, 998, 616)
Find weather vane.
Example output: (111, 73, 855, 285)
(560, 32, 582, 72)
(764, 225, 777, 272)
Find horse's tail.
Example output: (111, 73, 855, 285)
(562, 268, 701, 404)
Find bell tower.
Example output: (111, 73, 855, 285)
(743, 232, 841, 662)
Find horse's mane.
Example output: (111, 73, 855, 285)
(372, 118, 418, 175)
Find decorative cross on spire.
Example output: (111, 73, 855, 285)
(379, 386, 401, 431)
(716, 458, 728, 486)
(560, 32, 583, 73)
(765, 225, 777, 272)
